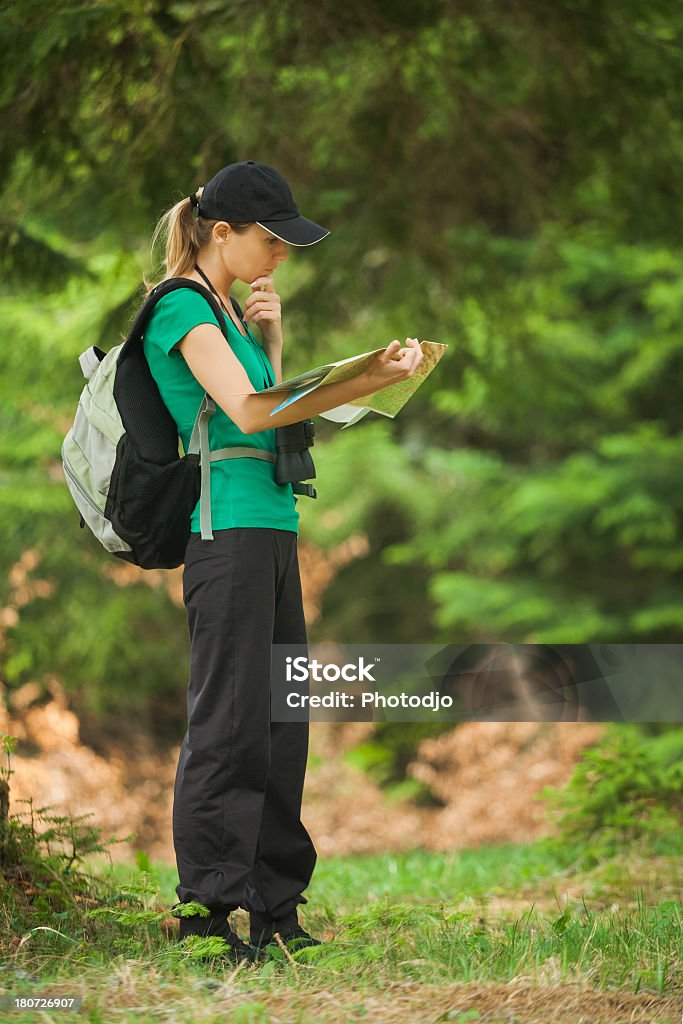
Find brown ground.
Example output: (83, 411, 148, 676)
(254, 982, 682, 1024)
(0, 543, 608, 860)
(1, 550, 677, 1024)
(0, 674, 604, 864)
(24, 974, 682, 1024)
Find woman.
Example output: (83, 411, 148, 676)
(142, 161, 423, 964)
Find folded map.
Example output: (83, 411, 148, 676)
(257, 341, 447, 428)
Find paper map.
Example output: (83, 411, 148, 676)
(259, 341, 447, 429)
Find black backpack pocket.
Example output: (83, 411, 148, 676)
(106, 434, 201, 569)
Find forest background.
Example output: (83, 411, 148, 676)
(1, 0, 682, 854)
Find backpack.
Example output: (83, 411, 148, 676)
(61, 277, 275, 570)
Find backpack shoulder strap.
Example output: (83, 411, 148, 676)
(230, 296, 244, 320)
(117, 277, 236, 544)
(120, 277, 230, 358)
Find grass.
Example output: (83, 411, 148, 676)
(0, 840, 681, 1023)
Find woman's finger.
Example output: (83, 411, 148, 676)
(251, 311, 278, 324)
(245, 298, 280, 313)
(398, 344, 422, 376)
(382, 340, 401, 362)
(248, 292, 280, 303)
(393, 340, 421, 362)
(251, 306, 282, 322)
(244, 297, 281, 320)
(250, 276, 275, 292)
(245, 290, 280, 307)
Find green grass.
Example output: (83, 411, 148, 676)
(1, 841, 681, 1023)
(109, 842, 572, 911)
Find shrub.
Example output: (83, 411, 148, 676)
(541, 725, 683, 865)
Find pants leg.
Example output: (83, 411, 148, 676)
(243, 532, 317, 922)
(173, 527, 316, 915)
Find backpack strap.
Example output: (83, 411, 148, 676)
(122, 280, 279, 542)
(120, 277, 230, 355)
(121, 278, 232, 541)
(186, 395, 216, 540)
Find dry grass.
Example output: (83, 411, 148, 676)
(6, 970, 680, 1023)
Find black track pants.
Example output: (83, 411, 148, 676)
(173, 527, 316, 920)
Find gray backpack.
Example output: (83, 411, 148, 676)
(61, 278, 256, 569)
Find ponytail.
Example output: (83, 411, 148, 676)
(145, 185, 252, 294)
(144, 187, 216, 293)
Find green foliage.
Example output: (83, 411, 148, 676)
(0, 734, 138, 954)
(82, 875, 237, 964)
(541, 725, 683, 865)
(345, 721, 449, 803)
(378, 234, 683, 642)
(1, 732, 17, 757)
(83, 874, 169, 958)
(278, 891, 682, 995)
(0, 735, 231, 965)
(171, 900, 210, 919)
(2, 3, 683, 733)
(2, 835, 682, 1006)
(169, 933, 235, 961)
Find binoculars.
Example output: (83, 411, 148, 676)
(275, 420, 317, 499)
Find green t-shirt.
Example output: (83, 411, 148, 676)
(142, 288, 299, 535)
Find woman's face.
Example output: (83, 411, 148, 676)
(218, 223, 289, 283)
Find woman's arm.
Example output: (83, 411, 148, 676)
(176, 324, 423, 435)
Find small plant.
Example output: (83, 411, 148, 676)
(0, 732, 137, 956)
(172, 899, 211, 919)
(0, 733, 16, 861)
(174, 934, 233, 960)
(0, 735, 257, 964)
(345, 721, 449, 805)
(540, 725, 683, 865)
(85, 870, 168, 953)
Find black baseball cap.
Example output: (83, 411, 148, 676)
(196, 161, 330, 247)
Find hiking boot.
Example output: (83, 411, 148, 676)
(270, 923, 322, 952)
(175, 905, 256, 965)
(250, 909, 322, 955)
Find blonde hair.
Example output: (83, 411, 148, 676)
(144, 186, 251, 293)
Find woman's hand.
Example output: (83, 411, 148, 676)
(358, 338, 424, 393)
(244, 276, 282, 346)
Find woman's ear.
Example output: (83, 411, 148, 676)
(213, 223, 231, 246)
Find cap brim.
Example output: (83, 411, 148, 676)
(256, 216, 330, 247)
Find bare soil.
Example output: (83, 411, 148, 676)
(0, 681, 605, 864)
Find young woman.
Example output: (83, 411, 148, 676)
(142, 161, 423, 963)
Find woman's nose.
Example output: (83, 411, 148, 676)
(277, 244, 289, 262)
